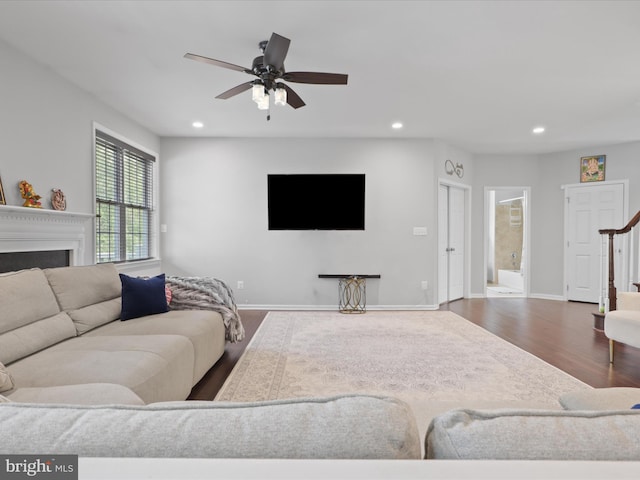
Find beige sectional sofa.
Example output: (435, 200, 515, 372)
(0, 263, 423, 460)
(0, 263, 226, 404)
(3, 263, 640, 461)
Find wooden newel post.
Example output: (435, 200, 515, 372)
(599, 211, 640, 314)
(608, 232, 616, 311)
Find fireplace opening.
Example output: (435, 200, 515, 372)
(0, 250, 71, 274)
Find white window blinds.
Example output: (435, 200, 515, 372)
(95, 130, 154, 263)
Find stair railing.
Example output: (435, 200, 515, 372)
(599, 210, 640, 311)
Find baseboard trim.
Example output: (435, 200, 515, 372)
(239, 297, 572, 309)
(528, 293, 566, 301)
(469, 293, 567, 301)
(237, 304, 440, 311)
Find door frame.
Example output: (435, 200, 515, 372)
(437, 178, 472, 303)
(483, 186, 531, 297)
(562, 179, 629, 302)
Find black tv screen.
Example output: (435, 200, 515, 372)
(268, 174, 365, 230)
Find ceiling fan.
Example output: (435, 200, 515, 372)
(184, 32, 348, 116)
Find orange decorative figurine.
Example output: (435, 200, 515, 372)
(19, 180, 42, 208)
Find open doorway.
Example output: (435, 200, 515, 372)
(485, 187, 530, 297)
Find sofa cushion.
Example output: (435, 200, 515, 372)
(7, 335, 195, 404)
(0, 395, 421, 459)
(560, 387, 640, 410)
(86, 310, 225, 384)
(44, 264, 122, 334)
(0, 268, 77, 364)
(425, 407, 640, 460)
(0, 268, 76, 364)
(7, 383, 144, 405)
(0, 394, 10, 403)
(120, 273, 168, 320)
(0, 362, 14, 392)
(0, 269, 61, 330)
(65, 298, 121, 335)
(0, 312, 77, 365)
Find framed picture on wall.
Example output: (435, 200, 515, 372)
(0, 176, 5, 205)
(580, 155, 606, 183)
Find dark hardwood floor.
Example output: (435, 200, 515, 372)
(187, 299, 640, 400)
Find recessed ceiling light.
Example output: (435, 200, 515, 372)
(192, 121, 204, 128)
(532, 126, 545, 134)
(392, 122, 403, 129)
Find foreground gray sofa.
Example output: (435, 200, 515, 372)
(0, 395, 422, 459)
(425, 387, 640, 460)
(426, 404, 640, 460)
(0, 264, 226, 404)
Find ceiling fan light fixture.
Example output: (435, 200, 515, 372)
(252, 83, 266, 102)
(274, 86, 287, 106)
(257, 93, 270, 110)
(185, 32, 348, 114)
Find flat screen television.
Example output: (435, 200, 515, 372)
(268, 174, 365, 230)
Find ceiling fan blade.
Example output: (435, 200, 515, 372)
(282, 71, 348, 85)
(281, 84, 306, 109)
(263, 33, 290, 71)
(215, 81, 253, 100)
(184, 53, 252, 74)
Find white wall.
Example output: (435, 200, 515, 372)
(4, 31, 640, 302)
(469, 154, 538, 295)
(535, 142, 640, 297)
(472, 143, 640, 298)
(160, 137, 439, 308)
(0, 38, 159, 266)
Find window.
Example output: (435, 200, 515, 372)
(95, 130, 155, 263)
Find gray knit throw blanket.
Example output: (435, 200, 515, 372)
(165, 276, 245, 343)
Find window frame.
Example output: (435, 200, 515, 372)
(93, 124, 159, 265)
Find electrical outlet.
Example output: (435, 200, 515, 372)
(237, 281, 244, 290)
(421, 281, 429, 290)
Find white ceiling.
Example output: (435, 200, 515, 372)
(1, 0, 640, 154)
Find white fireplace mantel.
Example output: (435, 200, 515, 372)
(0, 204, 94, 266)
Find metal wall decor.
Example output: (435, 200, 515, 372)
(445, 159, 464, 178)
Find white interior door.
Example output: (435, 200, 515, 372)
(438, 184, 465, 303)
(448, 187, 465, 300)
(438, 185, 449, 304)
(566, 182, 625, 302)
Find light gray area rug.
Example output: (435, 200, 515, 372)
(215, 311, 591, 439)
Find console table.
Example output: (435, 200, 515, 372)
(318, 274, 381, 314)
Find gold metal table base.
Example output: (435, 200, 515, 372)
(339, 276, 366, 314)
(318, 274, 381, 314)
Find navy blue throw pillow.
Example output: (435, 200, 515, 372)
(120, 273, 169, 321)
(632, 404, 640, 409)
